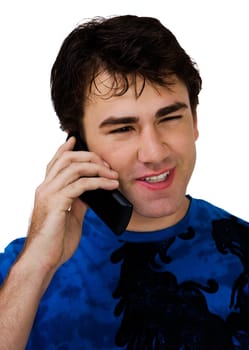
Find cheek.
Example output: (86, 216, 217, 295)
(95, 142, 135, 173)
(109, 149, 131, 173)
(170, 131, 197, 167)
(175, 125, 197, 151)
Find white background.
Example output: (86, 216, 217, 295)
(0, 0, 248, 251)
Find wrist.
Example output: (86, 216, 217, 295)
(12, 248, 58, 296)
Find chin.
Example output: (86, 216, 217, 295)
(134, 194, 189, 220)
(135, 202, 179, 219)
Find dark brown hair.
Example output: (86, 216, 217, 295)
(51, 15, 202, 133)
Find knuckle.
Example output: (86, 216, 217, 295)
(35, 183, 48, 201)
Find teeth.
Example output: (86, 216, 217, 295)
(144, 171, 170, 183)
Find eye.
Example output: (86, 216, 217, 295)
(160, 115, 182, 123)
(110, 126, 134, 134)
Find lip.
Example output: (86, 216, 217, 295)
(136, 168, 175, 190)
(137, 168, 173, 180)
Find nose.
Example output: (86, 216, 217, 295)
(137, 127, 169, 165)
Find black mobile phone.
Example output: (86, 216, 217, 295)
(67, 131, 133, 235)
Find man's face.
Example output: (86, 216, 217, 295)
(83, 74, 199, 231)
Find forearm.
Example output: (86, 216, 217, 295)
(0, 137, 110, 348)
(0, 252, 55, 350)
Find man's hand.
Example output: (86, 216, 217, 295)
(25, 135, 119, 271)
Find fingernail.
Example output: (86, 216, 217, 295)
(111, 179, 119, 184)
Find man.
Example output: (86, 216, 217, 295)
(0, 15, 249, 350)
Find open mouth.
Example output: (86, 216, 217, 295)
(140, 170, 170, 183)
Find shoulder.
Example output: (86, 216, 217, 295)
(190, 197, 249, 224)
(189, 197, 249, 245)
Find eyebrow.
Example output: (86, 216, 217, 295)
(155, 102, 188, 118)
(99, 101, 188, 128)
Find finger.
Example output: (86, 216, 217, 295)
(45, 144, 110, 182)
(46, 136, 76, 176)
(39, 175, 119, 213)
(61, 176, 119, 202)
(45, 160, 119, 197)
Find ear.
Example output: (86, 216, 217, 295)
(192, 110, 199, 141)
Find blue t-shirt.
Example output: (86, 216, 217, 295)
(1, 197, 249, 349)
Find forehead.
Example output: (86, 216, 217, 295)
(85, 71, 189, 109)
(87, 70, 138, 100)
